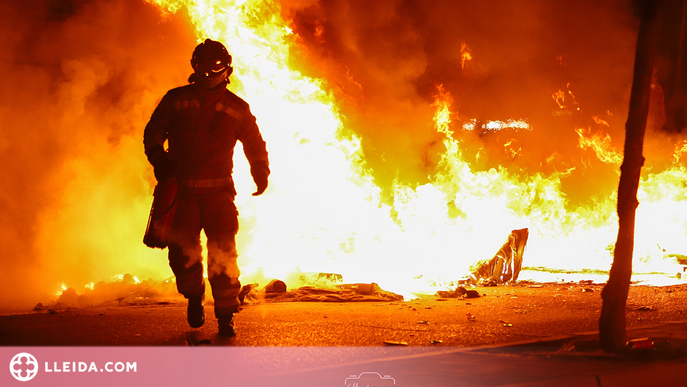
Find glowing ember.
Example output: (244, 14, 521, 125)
(592, 116, 610, 127)
(484, 120, 531, 131)
(552, 83, 580, 113)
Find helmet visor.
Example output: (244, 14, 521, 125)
(194, 58, 228, 78)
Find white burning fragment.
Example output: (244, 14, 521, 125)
(462, 119, 532, 131)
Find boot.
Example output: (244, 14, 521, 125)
(217, 314, 235, 337)
(187, 296, 205, 328)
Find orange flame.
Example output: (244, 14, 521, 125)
(432, 84, 453, 136)
(552, 83, 580, 112)
(127, 0, 687, 297)
(672, 140, 687, 164)
(592, 116, 610, 127)
(460, 42, 473, 69)
(575, 127, 622, 167)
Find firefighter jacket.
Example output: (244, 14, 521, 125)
(144, 84, 269, 194)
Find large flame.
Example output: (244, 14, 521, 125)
(122, 0, 687, 299)
(27, 0, 687, 305)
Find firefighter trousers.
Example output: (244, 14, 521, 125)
(167, 187, 241, 319)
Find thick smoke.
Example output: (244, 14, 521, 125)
(0, 0, 196, 311)
(283, 0, 681, 206)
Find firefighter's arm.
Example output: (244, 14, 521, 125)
(143, 94, 176, 181)
(237, 110, 270, 196)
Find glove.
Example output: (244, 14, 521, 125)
(250, 161, 269, 196)
(154, 159, 177, 181)
(252, 177, 268, 196)
(147, 144, 177, 181)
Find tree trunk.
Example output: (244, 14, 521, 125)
(599, 1, 665, 352)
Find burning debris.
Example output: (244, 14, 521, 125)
(264, 279, 287, 293)
(436, 287, 480, 299)
(37, 274, 179, 310)
(238, 283, 259, 304)
(383, 341, 408, 346)
(469, 228, 529, 285)
(240, 280, 403, 303)
(435, 228, 528, 297)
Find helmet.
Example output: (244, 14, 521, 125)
(190, 39, 233, 89)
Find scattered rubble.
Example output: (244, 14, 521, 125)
(40, 274, 179, 310)
(466, 290, 481, 298)
(264, 279, 287, 294)
(627, 337, 654, 349)
(436, 286, 481, 299)
(241, 280, 404, 303)
(238, 283, 259, 304)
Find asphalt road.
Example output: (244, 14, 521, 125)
(2, 282, 686, 347)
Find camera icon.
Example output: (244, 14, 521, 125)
(344, 371, 396, 387)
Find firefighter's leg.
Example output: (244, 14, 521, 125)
(168, 191, 205, 298)
(168, 191, 206, 328)
(202, 191, 241, 321)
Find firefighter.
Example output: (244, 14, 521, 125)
(143, 39, 269, 337)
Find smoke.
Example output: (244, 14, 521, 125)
(0, 0, 196, 311)
(282, 0, 683, 207)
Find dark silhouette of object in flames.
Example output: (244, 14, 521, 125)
(470, 228, 529, 285)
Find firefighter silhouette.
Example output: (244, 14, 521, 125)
(144, 39, 269, 337)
